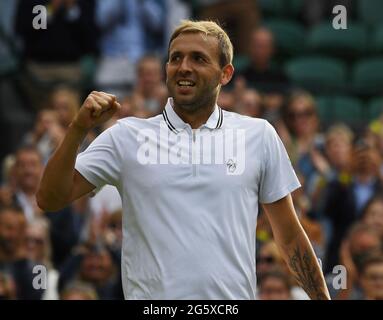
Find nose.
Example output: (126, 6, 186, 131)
(178, 57, 192, 74)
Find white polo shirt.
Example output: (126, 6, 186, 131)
(75, 98, 300, 300)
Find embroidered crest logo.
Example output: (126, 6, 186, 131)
(226, 159, 237, 174)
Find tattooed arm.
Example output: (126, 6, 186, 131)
(262, 194, 331, 300)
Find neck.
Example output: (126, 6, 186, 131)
(173, 102, 216, 129)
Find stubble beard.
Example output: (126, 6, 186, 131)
(167, 82, 219, 114)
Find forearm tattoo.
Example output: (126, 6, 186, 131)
(288, 246, 328, 300)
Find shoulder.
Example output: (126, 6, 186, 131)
(222, 109, 269, 129)
(91, 115, 162, 148)
(116, 114, 162, 130)
(102, 114, 163, 137)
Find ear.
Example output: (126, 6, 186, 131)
(220, 64, 234, 86)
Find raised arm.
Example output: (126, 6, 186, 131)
(262, 194, 331, 300)
(36, 91, 121, 212)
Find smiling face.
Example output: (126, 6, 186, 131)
(166, 32, 233, 112)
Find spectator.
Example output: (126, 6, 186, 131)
(21, 109, 62, 164)
(10, 146, 44, 223)
(0, 206, 42, 299)
(45, 197, 88, 270)
(280, 91, 324, 196)
(26, 218, 59, 300)
(235, 88, 262, 118)
(351, 140, 382, 213)
(346, 223, 381, 274)
(257, 268, 293, 300)
(256, 240, 310, 300)
(361, 195, 383, 240)
(323, 140, 383, 272)
(237, 27, 289, 94)
(358, 252, 383, 300)
(15, 0, 99, 109)
(322, 124, 353, 179)
(94, 0, 165, 99)
(59, 242, 123, 300)
(124, 55, 168, 117)
(49, 86, 96, 152)
(0, 207, 27, 263)
(332, 223, 382, 299)
(50, 86, 81, 129)
(256, 240, 285, 277)
(309, 123, 354, 219)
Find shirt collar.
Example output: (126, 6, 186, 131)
(162, 98, 223, 134)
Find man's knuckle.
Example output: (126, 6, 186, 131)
(102, 94, 112, 102)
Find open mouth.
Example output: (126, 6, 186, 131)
(177, 80, 195, 87)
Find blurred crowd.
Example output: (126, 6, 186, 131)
(0, 0, 383, 300)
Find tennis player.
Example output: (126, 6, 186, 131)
(37, 20, 330, 300)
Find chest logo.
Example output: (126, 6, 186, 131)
(226, 159, 237, 173)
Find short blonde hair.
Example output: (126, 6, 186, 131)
(169, 20, 233, 67)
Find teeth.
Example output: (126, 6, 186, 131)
(177, 80, 195, 86)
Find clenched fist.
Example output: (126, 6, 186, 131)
(72, 91, 122, 132)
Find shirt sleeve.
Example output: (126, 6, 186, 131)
(259, 121, 301, 204)
(75, 124, 122, 190)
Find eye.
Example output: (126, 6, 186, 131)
(195, 55, 206, 63)
(170, 55, 181, 62)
